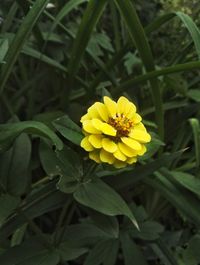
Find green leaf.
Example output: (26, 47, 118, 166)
(145, 171, 200, 227)
(0, 194, 20, 227)
(150, 239, 179, 265)
(106, 151, 184, 190)
(183, 235, 200, 265)
(189, 118, 200, 168)
(40, 140, 83, 193)
(74, 178, 139, 229)
(49, 0, 88, 33)
(39, 141, 63, 178)
(58, 242, 87, 261)
(163, 74, 188, 96)
(121, 233, 148, 265)
(89, 210, 119, 238)
(0, 39, 9, 63)
(176, 12, 200, 60)
(19, 251, 60, 265)
(22, 46, 68, 73)
(56, 145, 83, 193)
(187, 89, 200, 102)
(118, 61, 200, 91)
(60, 223, 111, 248)
(0, 237, 60, 265)
(0, 133, 31, 195)
(0, 182, 67, 240)
(84, 239, 119, 265)
(11, 224, 27, 247)
(0, 0, 50, 95)
(67, 0, 107, 84)
(0, 120, 63, 152)
(53, 115, 83, 145)
(172, 171, 200, 196)
(114, 0, 163, 139)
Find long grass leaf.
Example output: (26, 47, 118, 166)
(0, 0, 50, 96)
(50, 0, 88, 33)
(114, 0, 164, 140)
(118, 60, 200, 91)
(145, 172, 200, 227)
(67, 0, 107, 85)
(89, 12, 177, 93)
(189, 118, 200, 168)
(1, 2, 18, 33)
(176, 12, 200, 59)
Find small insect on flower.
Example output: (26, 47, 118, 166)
(80, 96, 151, 168)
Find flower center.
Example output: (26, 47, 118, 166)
(108, 114, 133, 138)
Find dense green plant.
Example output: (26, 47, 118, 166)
(1, 0, 200, 264)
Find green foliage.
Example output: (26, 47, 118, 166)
(0, 0, 200, 264)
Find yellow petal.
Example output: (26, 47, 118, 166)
(102, 138, 117, 153)
(91, 118, 103, 130)
(121, 137, 142, 151)
(113, 148, 127, 161)
(132, 113, 142, 124)
(134, 123, 146, 132)
(94, 102, 109, 122)
(88, 104, 100, 119)
(100, 149, 115, 164)
(126, 103, 137, 119)
(129, 129, 151, 143)
(101, 123, 116, 136)
(89, 151, 101, 163)
(103, 96, 117, 117)
(137, 145, 147, 156)
(83, 120, 101, 134)
(118, 142, 137, 157)
(117, 96, 131, 115)
(113, 160, 127, 168)
(80, 113, 90, 123)
(88, 134, 103, 148)
(126, 156, 137, 164)
(81, 136, 94, 151)
(92, 119, 116, 136)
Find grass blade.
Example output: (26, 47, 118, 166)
(0, 0, 50, 96)
(114, 0, 164, 140)
(50, 0, 88, 33)
(176, 12, 200, 60)
(189, 118, 200, 169)
(67, 0, 107, 87)
(118, 60, 200, 91)
(145, 172, 200, 227)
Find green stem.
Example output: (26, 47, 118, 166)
(54, 198, 72, 246)
(31, 176, 50, 189)
(17, 209, 53, 250)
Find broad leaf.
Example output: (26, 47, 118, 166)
(84, 239, 119, 265)
(121, 233, 148, 265)
(0, 121, 63, 152)
(0, 133, 31, 195)
(172, 171, 200, 196)
(0, 194, 20, 227)
(53, 115, 83, 145)
(74, 178, 138, 228)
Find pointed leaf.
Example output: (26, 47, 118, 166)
(53, 115, 83, 145)
(74, 179, 138, 228)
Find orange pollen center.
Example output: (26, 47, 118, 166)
(108, 114, 133, 137)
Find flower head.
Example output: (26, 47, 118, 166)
(80, 96, 151, 168)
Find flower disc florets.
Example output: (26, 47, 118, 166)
(80, 96, 151, 168)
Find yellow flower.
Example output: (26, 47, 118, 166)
(80, 96, 151, 168)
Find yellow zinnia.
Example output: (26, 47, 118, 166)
(80, 96, 151, 168)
